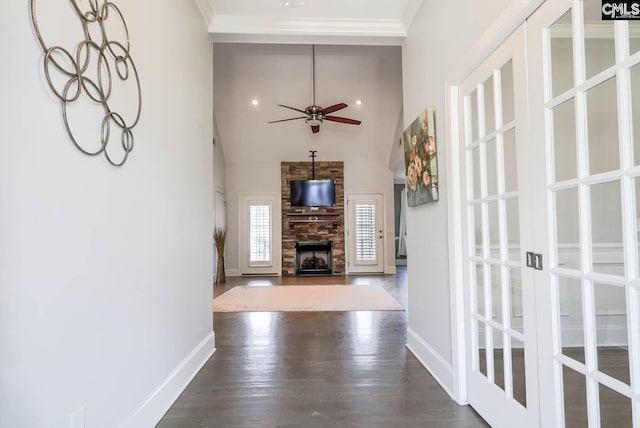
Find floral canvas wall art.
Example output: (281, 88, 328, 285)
(403, 108, 438, 206)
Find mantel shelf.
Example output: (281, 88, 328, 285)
(285, 213, 341, 231)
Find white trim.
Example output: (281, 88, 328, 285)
(407, 328, 455, 398)
(210, 15, 406, 36)
(445, 81, 468, 405)
(210, 33, 405, 46)
(118, 332, 215, 428)
(226, 268, 240, 277)
(385, 265, 397, 274)
(192, 0, 215, 27)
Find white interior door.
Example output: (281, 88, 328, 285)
(528, 0, 640, 426)
(347, 194, 384, 273)
(240, 193, 280, 275)
(458, 25, 540, 428)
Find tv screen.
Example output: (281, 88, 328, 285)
(290, 179, 336, 207)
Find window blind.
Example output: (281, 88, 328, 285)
(249, 204, 271, 263)
(355, 204, 376, 260)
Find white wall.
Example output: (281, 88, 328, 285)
(402, 0, 514, 391)
(0, 2, 215, 427)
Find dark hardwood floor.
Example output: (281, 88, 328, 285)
(157, 268, 488, 428)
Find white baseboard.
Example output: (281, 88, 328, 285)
(386, 265, 397, 275)
(406, 327, 454, 399)
(226, 268, 240, 277)
(118, 331, 216, 428)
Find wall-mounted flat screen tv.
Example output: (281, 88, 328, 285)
(290, 179, 336, 207)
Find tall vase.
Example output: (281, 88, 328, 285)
(215, 255, 226, 284)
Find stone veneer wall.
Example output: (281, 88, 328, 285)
(281, 161, 345, 275)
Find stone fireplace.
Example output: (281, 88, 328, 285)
(281, 161, 345, 275)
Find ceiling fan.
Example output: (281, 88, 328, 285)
(268, 45, 362, 134)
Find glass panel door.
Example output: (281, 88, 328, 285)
(347, 194, 384, 273)
(240, 193, 280, 275)
(528, 0, 640, 425)
(459, 25, 539, 428)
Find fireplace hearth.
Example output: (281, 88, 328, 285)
(295, 241, 333, 275)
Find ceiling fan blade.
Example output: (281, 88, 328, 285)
(278, 104, 307, 114)
(321, 103, 348, 114)
(268, 116, 307, 123)
(311, 125, 320, 134)
(324, 115, 362, 125)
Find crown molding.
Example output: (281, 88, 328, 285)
(401, 0, 424, 30)
(208, 15, 407, 44)
(193, 0, 215, 27)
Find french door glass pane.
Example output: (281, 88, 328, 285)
(630, 63, 640, 165)
(511, 337, 527, 407)
(493, 328, 506, 392)
(587, 77, 619, 175)
(553, 98, 577, 181)
(550, 10, 575, 98)
(598, 382, 632, 428)
(503, 129, 518, 192)
(630, 22, 640, 56)
(558, 276, 585, 363)
(491, 264, 503, 323)
(470, 89, 480, 142)
(501, 60, 515, 124)
(488, 202, 500, 259)
(584, 0, 615, 80)
(484, 76, 496, 134)
(590, 180, 623, 275)
(509, 267, 524, 334)
(563, 365, 588, 428)
(471, 145, 482, 199)
(505, 197, 521, 261)
(476, 320, 488, 377)
(475, 263, 486, 316)
(474, 203, 483, 256)
(555, 187, 581, 270)
(249, 204, 271, 263)
(594, 282, 629, 384)
(486, 138, 498, 196)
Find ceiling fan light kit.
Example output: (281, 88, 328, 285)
(268, 45, 361, 134)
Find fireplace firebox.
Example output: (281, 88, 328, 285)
(295, 241, 333, 275)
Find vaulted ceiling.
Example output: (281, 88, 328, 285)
(198, 0, 416, 170)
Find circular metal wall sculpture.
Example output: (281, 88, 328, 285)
(30, 0, 141, 167)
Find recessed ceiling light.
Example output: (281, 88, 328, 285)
(277, 0, 310, 7)
(251, 99, 259, 106)
(355, 99, 363, 106)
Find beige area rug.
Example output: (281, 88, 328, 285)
(213, 285, 404, 312)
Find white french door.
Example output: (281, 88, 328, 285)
(458, 0, 640, 426)
(459, 25, 540, 428)
(347, 194, 384, 273)
(239, 193, 280, 275)
(529, 0, 640, 426)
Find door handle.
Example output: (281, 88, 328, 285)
(526, 251, 543, 270)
